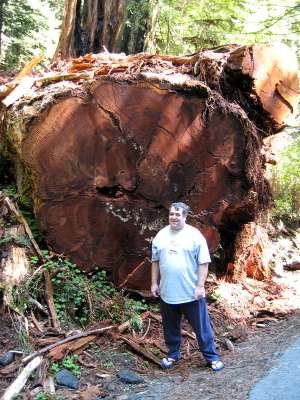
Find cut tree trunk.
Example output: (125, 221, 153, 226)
(54, 0, 152, 59)
(1, 43, 299, 291)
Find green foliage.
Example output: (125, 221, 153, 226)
(3, 183, 44, 244)
(155, 0, 249, 54)
(127, 0, 150, 29)
(272, 132, 300, 220)
(1, 0, 46, 69)
(27, 253, 149, 328)
(34, 392, 63, 400)
(240, 1, 300, 62)
(0, 232, 30, 247)
(51, 355, 81, 377)
(3, 184, 18, 199)
(0, 0, 62, 70)
(42, 256, 93, 325)
(143, 0, 300, 58)
(129, 313, 144, 331)
(0, 234, 13, 245)
(2, 0, 300, 70)
(210, 288, 223, 304)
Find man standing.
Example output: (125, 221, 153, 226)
(151, 202, 224, 371)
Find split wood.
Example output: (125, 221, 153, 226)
(120, 335, 161, 366)
(1, 356, 43, 400)
(22, 326, 113, 364)
(49, 334, 97, 360)
(2, 194, 61, 329)
(43, 269, 60, 329)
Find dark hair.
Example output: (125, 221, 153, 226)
(169, 202, 190, 216)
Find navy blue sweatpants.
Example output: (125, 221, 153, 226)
(160, 297, 220, 363)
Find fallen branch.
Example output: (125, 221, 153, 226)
(0, 361, 20, 377)
(30, 311, 44, 333)
(1, 356, 43, 400)
(284, 262, 300, 271)
(22, 326, 113, 364)
(0, 54, 43, 101)
(43, 269, 60, 329)
(48, 334, 97, 361)
(144, 339, 168, 354)
(140, 318, 151, 340)
(117, 259, 147, 289)
(2, 195, 45, 262)
(120, 335, 161, 366)
(43, 375, 55, 395)
(29, 297, 49, 316)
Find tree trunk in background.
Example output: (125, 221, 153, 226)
(2, 43, 299, 293)
(54, 0, 152, 59)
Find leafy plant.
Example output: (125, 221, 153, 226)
(14, 249, 150, 331)
(129, 314, 144, 331)
(0, 234, 13, 245)
(34, 391, 63, 400)
(3, 185, 18, 199)
(272, 131, 300, 221)
(51, 355, 81, 377)
(210, 289, 223, 304)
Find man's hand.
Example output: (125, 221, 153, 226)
(151, 283, 160, 297)
(195, 285, 205, 300)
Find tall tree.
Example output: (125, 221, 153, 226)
(54, 0, 154, 58)
(155, 0, 249, 55)
(0, 0, 47, 70)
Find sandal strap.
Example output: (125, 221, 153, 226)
(210, 360, 224, 371)
(161, 357, 176, 368)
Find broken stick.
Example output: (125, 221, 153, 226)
(43, 269, 60, 329)
(2, 195, 44, 262)
(22, 326, 113, 364)
(1, 356, 43, 400)
(120, 335, 161, 366)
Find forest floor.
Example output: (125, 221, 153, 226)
(0, 221, 300, 399)
(0, 269, 299, 400)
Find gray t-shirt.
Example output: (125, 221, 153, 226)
(151, 224, 211, 304)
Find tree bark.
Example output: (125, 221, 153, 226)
(2, 43, 299, 291)
(54, 0, 152, 59)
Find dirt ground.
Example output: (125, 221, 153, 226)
(1, 224, 299, 399)
(1, 287, 300, 400)
(148, 311, 300, 400)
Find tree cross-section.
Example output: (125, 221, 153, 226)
(2, 43, 299, 292)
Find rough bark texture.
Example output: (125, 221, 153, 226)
(55, 0, 151, 59)
(0, 226, 30, 304)
(2, 43, 299, 292)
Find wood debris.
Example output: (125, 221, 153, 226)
(1, 356, 43, 400)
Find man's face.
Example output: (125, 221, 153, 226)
(169, 206, 186, 230)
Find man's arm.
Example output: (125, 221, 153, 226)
(195, 262, 209, 300)
(151, 261, 160, 297)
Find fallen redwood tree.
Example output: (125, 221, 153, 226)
(1, 43, 298, 292)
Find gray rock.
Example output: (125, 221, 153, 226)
(0, 351, 14, 366)
(55, 369, 79, 389)
(117, 369, 144, 384)
(102, 381, 118, 391)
